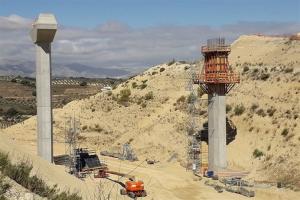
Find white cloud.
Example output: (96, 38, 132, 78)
(0, 15, 299, 74)
(0, 14, 31, 30)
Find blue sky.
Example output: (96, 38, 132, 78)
(0, 0, 299, 28)
(0, 0, 299, 76)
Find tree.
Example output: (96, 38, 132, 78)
(79, 81, 87, 86)
(5, 108, 18, 118)
(32, 90, 36, 96)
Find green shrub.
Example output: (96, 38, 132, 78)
(95, 127, 103, 133)
(0, 175, 10, 197)
(176, 96, 186, 104)
(243, 66, 249, 73)
(136, 97, 143, 105)
(252, 68, 259, 76)
(20, 80, 31, 86)
(234, 104, 245, 116)
(0, 153, 9, 171)
(0, 175, 11, 195)
(144, 91, 154, 100)
(139, 83, 147, 90)
(267, 107, 276, 117)
(167, 59, 176, 66)
(260, 73, 270, 81)
(226, 104, 232, 112)
(119, 88, 131, 102)
(250, 103, 259, 111)
(132, 82, 137, 88)
(141, 102, 147, 108)
(0, 152, 81, 200)
(284, 67, 293, 73)
(79, 81, 87, 86)
(4, 108, 19, 118)
(253, 149, 264, 158)
(159, 67, 165, 72)
(151, 71, 158, 75)
(81, 125, 88, 131)
(4, 161, 32, 185)
(32, 90, 36, 96)
(256, 108, 266, 117)
(281, 128, 289, 136)
(61, 98, 69, 105)
(107, 91, 112, 96)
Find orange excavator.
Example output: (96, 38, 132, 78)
(95, 168, 147, 198)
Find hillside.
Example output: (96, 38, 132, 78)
(227, 35, 300, 188)
(1, 35, 299, 199)
(0, 133, 122, 200)
(0, 61, 130, 78)
(0, 76, 122, 128)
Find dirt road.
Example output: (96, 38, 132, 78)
(100, 157, 299, 200)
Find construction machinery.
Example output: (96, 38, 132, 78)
(95, 168, 147, 198)
(120, 180, 147, 198)
(55, 148, 107, 178)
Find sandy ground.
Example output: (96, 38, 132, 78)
(2, 132, 298, 200)
(0, 35, 299, 199)
(97, 156, 300, 200)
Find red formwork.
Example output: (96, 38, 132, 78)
(195, 39, 240, 94)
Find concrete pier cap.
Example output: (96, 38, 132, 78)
(30, 13, 57, 43)
(30, 13, 57, 163)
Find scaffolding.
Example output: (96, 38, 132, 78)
(121, 143, 138, 161)
(65, 115, 80, 175)
(186, 64, 200, 174)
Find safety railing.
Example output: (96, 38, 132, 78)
(201, 46, 231, 53)
(194, 73, 240, 84)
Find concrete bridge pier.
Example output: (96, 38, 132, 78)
(208, 92, 226, 172)
(30, 13, 57, 162)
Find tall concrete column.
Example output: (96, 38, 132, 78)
(208, 91, 226, 172)
(199, 38, 239, 174)
(30, 14, 57, 162)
